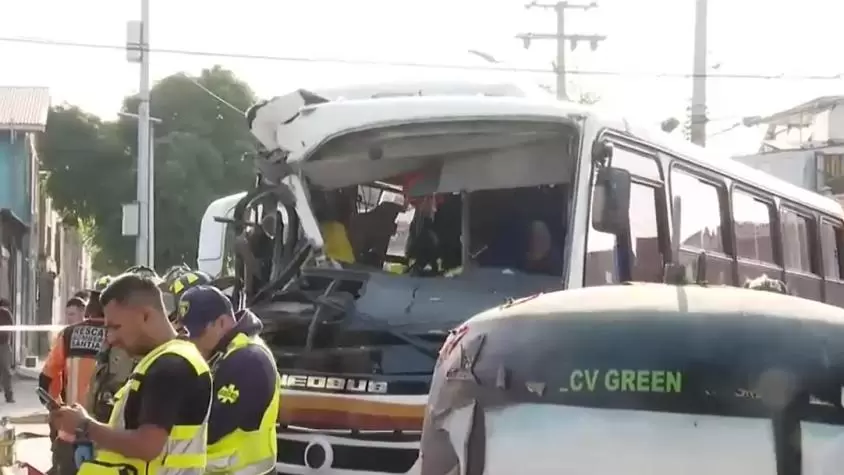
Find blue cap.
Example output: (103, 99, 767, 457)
(178, 285, 234, 337)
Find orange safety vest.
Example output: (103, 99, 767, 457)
(41, 318, 107, 441)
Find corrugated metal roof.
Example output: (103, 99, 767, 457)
(744, 95, 844, 128)
(0, 86, 50, 131)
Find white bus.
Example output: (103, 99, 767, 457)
(198, 79, 844, 475)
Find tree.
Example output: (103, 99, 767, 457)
(39, 106, 136, 272)
(152, 132, 228, 265)
(118, 66, 257, 187)
(38, 66, 258, 272)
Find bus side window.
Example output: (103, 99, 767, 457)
(670, 169, 726, 254)
(821, 221, 844, 280)
(732, 190, 775, 265)
(585, 146, 663, 286)
(627, 183, 663, 282)
(781, 209, 814, 274)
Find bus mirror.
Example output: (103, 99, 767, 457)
(591, 139, 614, 165)
(591, 167, 632, 234)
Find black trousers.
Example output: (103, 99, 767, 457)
(0, 343, 13, 401)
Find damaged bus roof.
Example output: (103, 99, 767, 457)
(245, 86, 844, 215)
(248, 92, 588, 160)
(247, 91, 588, 191)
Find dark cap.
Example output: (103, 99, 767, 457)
(66, 296, 88, 309)
(178, 285, 234, 337)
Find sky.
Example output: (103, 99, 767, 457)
(2, 0, 843, 156)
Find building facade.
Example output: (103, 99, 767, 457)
(735, 96, 844, 203)
(0, 86, 92, 361)
(0, 86, 49, 362)
(34, 194, 93, 356)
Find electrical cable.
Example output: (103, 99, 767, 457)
(176, 72, 245, 114)
(3, 36, 844, 81)
(708, 121, 745, 137)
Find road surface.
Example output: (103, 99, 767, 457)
(5, 377, 52, 472)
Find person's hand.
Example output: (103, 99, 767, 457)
(49, 403, 90, 433)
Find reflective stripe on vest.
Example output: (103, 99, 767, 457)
(80, 339, 212, 475)
(206, 333, 279, 475)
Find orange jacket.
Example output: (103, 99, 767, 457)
(39, 319, 107, 441)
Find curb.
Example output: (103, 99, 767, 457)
(15, 366, 41, 380)
(8, 412, 49, 424)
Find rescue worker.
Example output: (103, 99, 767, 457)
(86, 283, 137, 423)
(86, 268, 164, 423)
(65, 296, 87, 325)
(50, 272, 213, 474)
(40, 277, 112, 475)
(162, 269, 213, 333)
(178, 285, 279, 474)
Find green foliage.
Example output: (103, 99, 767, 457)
(38, 66, 258, 272)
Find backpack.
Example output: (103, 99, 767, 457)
(86, 344, 138, 422)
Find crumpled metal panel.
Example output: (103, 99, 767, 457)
(351, 269, 560, 332)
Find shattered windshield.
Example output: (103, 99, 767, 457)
(288, 118, 580, 282)
(314, 181, 570, 279)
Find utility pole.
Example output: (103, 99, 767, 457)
(516, 1, 606, 101)
(125, 0, 151, 267)
(136, 0, 151, 267)
(690, 0, 708, 146)
(119, 112, 161, 269)
(148, 119, 155, 269)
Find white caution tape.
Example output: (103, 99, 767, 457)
(0, 324, 68, 332)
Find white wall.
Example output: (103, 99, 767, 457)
(828, 106, 844, 142)
(764, 105, 844, 148)
(732, 150, 820, 191)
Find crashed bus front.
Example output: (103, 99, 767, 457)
(197, 81, 609, 475)
(198, 74, 844, 474)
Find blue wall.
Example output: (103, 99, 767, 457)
(0, 130, 31, 224)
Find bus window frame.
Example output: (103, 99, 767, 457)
(582, 131, 669, 285)
(667, 162, 732, 259)
(779, 204, 821, 277)
(608, 141, 664, 185)
(729, 184, 782, 269)
(820, 217, 844, 281)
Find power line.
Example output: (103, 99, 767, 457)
(3, 35, 844, 81)
(176, 72, 245, 114)
(708, 121, 744, 137)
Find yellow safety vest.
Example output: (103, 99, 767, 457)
(79, 339, 212, 475)
(205, 333, 280, 475)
